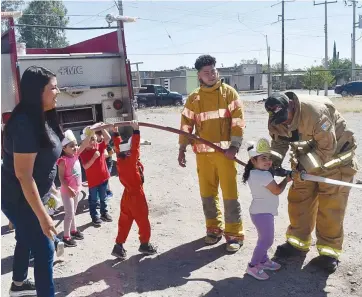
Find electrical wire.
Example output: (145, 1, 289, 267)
(14, 24, 117, 30)
(70, 4, 116, 26)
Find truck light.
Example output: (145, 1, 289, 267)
(113, 99, 123, 110)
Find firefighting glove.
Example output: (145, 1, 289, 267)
(291, 170, 305, 183)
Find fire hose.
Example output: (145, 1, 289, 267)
(93, 121, 247, 166)
(90, 122, 362, 189)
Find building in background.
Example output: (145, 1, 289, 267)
(131, 63, 263, 94)
(217, 64, 263, 91)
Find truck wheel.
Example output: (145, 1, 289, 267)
(175, 100, 182, 106)
(341, 91, 349, 97)
(139, 102, 147, 109)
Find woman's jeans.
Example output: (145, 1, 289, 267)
(2, 198, 55, 297)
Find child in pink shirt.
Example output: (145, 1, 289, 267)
(57, 129, 91, 247)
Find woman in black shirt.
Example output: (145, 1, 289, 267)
(1, 66, 63, 297)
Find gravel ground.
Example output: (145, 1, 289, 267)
(1, 102, 362, 297)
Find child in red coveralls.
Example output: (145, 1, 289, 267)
(79, 124, 113, 227)
(111, 121, 157, 259)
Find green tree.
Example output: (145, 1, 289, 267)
(303, 66, 334, 94)
(328, 58, 354, 84)
(1, 0, 24, 34)
(18, 0, 69, 48)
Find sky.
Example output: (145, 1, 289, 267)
(23, 1, 362, 71)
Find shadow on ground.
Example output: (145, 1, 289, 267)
(53, 239, 330, 297)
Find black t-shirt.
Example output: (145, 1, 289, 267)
(1, 114, 62, 204)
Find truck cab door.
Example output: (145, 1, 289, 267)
(157, 86, 171, 106)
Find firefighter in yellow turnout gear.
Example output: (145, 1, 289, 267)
(178, 55, 245, 253)
(265, 92, 358, 272)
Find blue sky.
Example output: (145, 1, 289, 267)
(27, 1, 362, 71)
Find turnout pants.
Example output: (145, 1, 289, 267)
(286, 162, 357, 259)
(116, 188, 151, 245)
(196, 152, 244, 241)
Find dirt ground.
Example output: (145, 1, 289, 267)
(1, 101, 362, 297)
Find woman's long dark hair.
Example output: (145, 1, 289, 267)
(242, 159, 255, 184)
(4, 66, 62, 147)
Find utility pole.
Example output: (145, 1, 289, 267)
(345, 0, 360, 81)
(281, 0, 285, 91)
(265, 35, 272, 97)
(131, 62, 144, 88)
(314, 1, 337, 96)
(271, 0, 295, 91)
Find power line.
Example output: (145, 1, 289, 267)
(125, 2, 273, 44)
(70, 4, 116, 26)
(14, 24, 117, 30)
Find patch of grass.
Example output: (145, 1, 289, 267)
(331, 97, 362, 113)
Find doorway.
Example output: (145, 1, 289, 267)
(250, 76, 255, 90)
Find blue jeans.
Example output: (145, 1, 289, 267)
(88, 180, 109, 219)
(2, 199, 55, 297)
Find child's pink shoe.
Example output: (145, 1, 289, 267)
(260, 259, 281, 271)
(246, 265, 269, 280)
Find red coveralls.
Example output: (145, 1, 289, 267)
(113, 130, 151, 244)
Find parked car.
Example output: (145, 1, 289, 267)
(135, 84, 183, 108)
(334, 81, 362, 97)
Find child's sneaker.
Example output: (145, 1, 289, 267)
(101, 213, 113, 222)
(9, 279, 36, 296)
(63, 237, 77, 247)
(138, 243, 157, 255)
(71, 230, 84, 240)
(92, 217, 102, 227)
(260, 259, 281, 271)
(246, 264, 269, 280)
(111, 244, 127, 259)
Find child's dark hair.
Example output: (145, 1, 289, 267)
(242, 159, 255, 184)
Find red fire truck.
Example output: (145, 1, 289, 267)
(1, 12, 136, 140)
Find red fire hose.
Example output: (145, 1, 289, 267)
(92, 121, 247, 167)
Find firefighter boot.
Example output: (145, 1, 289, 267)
(309, 255, 339, 273)
(274, 242, 307, 258)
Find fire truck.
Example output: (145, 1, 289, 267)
(1, 12, 137, 140)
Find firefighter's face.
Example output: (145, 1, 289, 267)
(252, 154, 273, 171)
(198, 65, 219, 87)
(43, 76, 60, 111)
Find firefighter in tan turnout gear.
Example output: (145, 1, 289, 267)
(178, 55, 245, 252)
(265, 91, 358, 272)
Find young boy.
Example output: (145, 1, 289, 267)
(95, 131, 114, 198)
(80, 124, 112, 227)
(111, 121, 157, 259)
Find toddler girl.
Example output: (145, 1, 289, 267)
(243, 138, 291, 280)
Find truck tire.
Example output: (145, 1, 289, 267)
(175, 100, 182, 106)
(341, 91, 349, 97)
(139, 102, 147, 109)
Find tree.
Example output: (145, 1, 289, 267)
(1, 0, 24, 34)
(240, 58, 258, 65)
(18, 0, 69, 48)
(262, 63, 290, 73)
(303, 66, 334, 94)
(174, 66, 192, 70)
